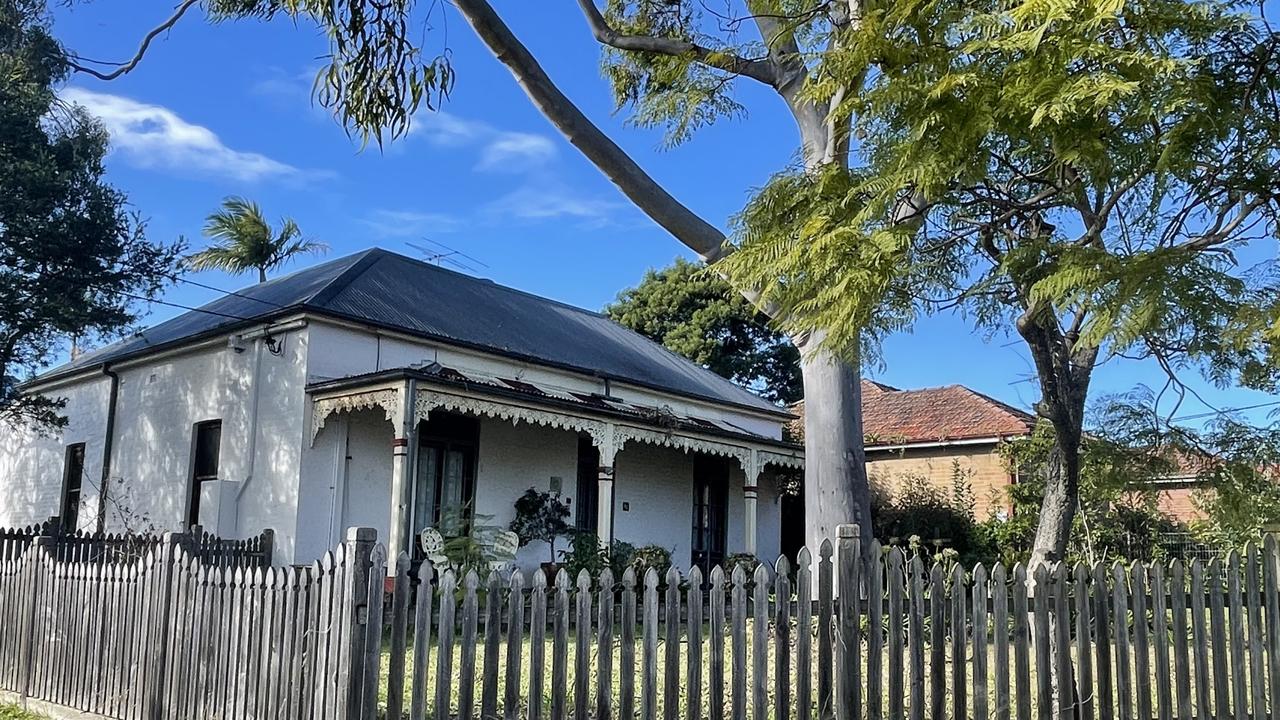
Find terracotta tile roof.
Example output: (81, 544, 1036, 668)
(789, 380, 1037, 445)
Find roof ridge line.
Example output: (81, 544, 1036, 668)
(953, 384, 1037, 422)
(304, 248, 385, 308)
(387, 250, 613, 319)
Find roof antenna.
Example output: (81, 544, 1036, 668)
(406, 239, 490, 275)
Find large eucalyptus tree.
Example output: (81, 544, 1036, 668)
(60, 0, 1279, 567)
(182, 0, 879, 554)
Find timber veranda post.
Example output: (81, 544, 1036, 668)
(338, 527, 378, 720)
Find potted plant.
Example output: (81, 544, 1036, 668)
(509, 488, 571, 581)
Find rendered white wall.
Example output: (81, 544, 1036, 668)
(473, 419, 581, 571)
(0, 327, 309, 562)
(0, 375, 110, 530)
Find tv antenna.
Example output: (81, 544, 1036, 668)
(406, 239, 490, 274)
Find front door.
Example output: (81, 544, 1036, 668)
(575, 436, 600, 533)
(411, 411, 479, 554)
(691, 456, 729, 576)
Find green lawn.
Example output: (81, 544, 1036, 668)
(0, 704, 46, 720)
(376, 621, 1259, 720)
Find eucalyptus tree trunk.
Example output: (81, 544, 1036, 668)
(798, 332, 873, 554)
(451, 0, 875, 558)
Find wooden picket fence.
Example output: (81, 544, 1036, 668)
(0, 526, 362, 720)
(4, 523, 1280, 720)
(364, 527, 1280, 720)
(0, 521, 274, 566)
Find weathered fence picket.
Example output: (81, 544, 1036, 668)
(7, 523, 1280, 720)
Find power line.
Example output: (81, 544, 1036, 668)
(113, 288, 253, 322)
(1170, 400, 1280, 422)
(169, 274, 291, 310)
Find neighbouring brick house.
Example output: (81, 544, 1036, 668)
(791, 380, 1038, 521)
(792, 380, 1226, 527)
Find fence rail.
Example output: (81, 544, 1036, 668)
(3, 525, 1280, 720)
(0, 526, 331, 720)
(0, 521, 274, 567)
(364, 529, 1280, 720)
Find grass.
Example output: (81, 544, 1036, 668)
(0, 704, 46, 720)
(372, 619, 1230, 720)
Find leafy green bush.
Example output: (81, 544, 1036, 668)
(509, 488, 571, 563)
(558, 531, 635, 585)
(631, 544, 673, 579)
(870, 467, 993, 567)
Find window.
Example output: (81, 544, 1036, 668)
(188, 421, 222, 528)
(411, 412, 478, 541)
(60, 443, 86, 531)
(575, 436, 600, 532)
(691, 456, 729, 576)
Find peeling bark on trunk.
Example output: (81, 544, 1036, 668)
(798, 334, 874, 556)
(1029, 430, 1082, 568)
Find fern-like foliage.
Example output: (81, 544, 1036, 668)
(718, 0, 1279, 390)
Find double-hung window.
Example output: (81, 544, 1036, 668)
(188, 420, 222, 528)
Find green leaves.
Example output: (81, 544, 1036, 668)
(717, 0, 1277, 396)
(605, 258, 802, 403)
(600, 0, 749, 146)
(1, 0, 184, 430)
(207, 0, 453, 146)
(186, 197, 327, 282)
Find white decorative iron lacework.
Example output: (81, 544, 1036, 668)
(613, 425, 753, 471)
(415, 389, 611, 445)
(310, 388, 400, 443)
(758, 449, 805, 471)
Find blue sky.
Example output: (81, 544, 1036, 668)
(47, 1, 1277, 426)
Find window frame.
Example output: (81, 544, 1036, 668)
(187, 420, 223, 528)
(60, 443, 87, 532)
(412, 412, 479, 542)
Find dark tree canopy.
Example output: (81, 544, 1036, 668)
(0, 0, 182, 430)
(606, 258, 802, 404)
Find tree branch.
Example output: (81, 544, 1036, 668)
(453, 0, 794, 321)
(66, 0, 200, 81)
(452, 0, 727, 260)
(574, 0, 778, 86)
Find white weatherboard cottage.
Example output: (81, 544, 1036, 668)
(0, 249, 803, 572)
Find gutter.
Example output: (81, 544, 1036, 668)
(863, 435, 1025, 453)
(95, 365, 120, 534)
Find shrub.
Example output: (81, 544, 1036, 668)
(509, 488, 571, 563)
(870, 468, 993, 567)
(557, 531, 637, 586)
(724, 553, 759, 578)
(631, 544, 673, 579)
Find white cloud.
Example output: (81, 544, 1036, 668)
(408, 110, 556, 172)
(63, 87, 303, 182)
(250, 66, 318, 106)
(477, 132, 557, 172)
(360, 209, 462, 238)
(407, 110, 486, 147)
(488, 185, 621, 227)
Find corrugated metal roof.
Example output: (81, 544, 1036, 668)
(39, 248, 783, 415)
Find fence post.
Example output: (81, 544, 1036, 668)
(145, 533, 180, 720)
(338, 527, 377, 720)
(260, 528, 275, 566)
(836, 524, 861, 720)
(19, 536, 52, 708)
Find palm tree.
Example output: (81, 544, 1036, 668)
(186, 197, 327, 283)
